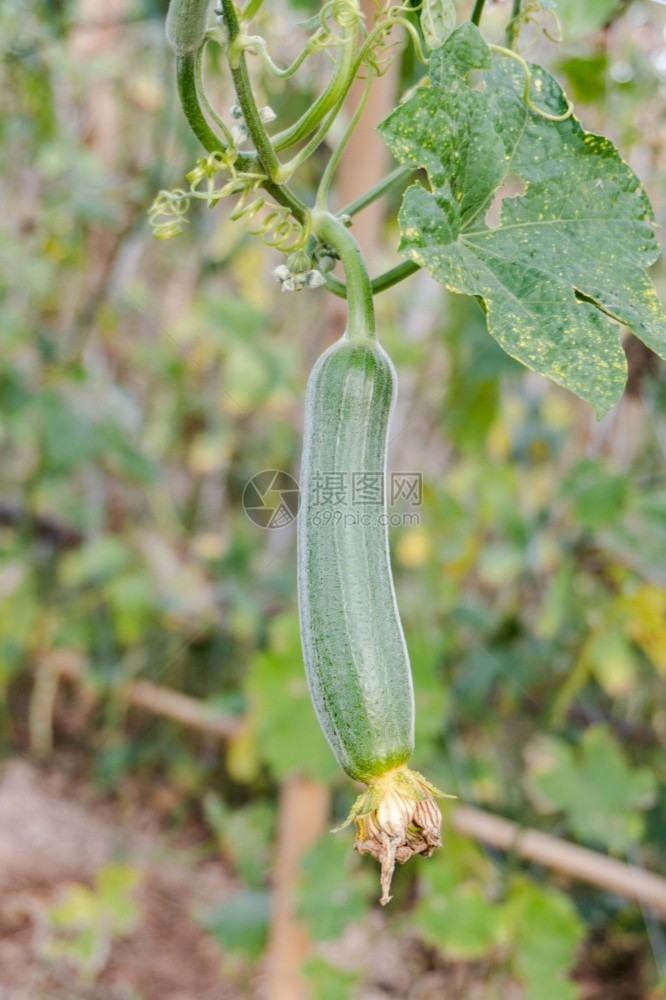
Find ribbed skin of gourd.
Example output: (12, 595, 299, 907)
(297, 336, 415, 783)
(166, 0, 210, 55)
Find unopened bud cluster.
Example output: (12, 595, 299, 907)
(229, 104, 276, 146)
(272, 251, 325, 292)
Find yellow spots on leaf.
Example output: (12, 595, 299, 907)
(385, 37, 663, 413)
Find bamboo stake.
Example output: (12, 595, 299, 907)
(47, 657, 666, 918)
(48, 650, 242, 740)
(451, 805, 666, 918)
(262, 777, 331, 1000)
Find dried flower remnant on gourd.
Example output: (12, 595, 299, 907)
(336, 765, 454, 904)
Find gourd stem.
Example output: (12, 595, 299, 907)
(313, 211, 375, 340)
(338, 165, 414, 219)
(220, 0, 282, 180)
(323, 273, 347, 298)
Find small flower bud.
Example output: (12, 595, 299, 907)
(286, 249, 312, 274)
(230, 104, 243, 119)
(272, 264, 291, 283)
(306, 270, 325, 288)
(315, 254, 335, 274)
(259, 106, 277, 124)
(231, 123, 249, 146)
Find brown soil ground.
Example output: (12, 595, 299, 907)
(0, 756, 242, 1000)
(0, 756, 648, 1000)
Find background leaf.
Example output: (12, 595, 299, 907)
(297, 834, 375, 941)
(524, 726, 657, 851)
(506, 879, 584, 1000)
(378, 23, 666, 414)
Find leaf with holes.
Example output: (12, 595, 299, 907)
(378, 22, 666, 415)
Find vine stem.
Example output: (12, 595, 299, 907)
(316, 68, 375, 210)
(176, 54, 228, 155)
(506, 0, 521, 48)
(471, 0, 487, 27)
(271, 1, 361, 153)
(241, 0, 265, 20)
(246, 35, 312, 79)
(175, 52, 308, 225)
(195, 43, 234, 146)
(324, 258, 419, 298)
(338, 164, 414, 218)
(220, 0, 282, 179)
(313, 211, 375, 340)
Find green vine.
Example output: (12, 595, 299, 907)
(151, 0, 604, 317)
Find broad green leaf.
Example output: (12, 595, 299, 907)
(506, 878, 584, 1000)
(420, 0, 456, 51)
(523, 726, 656, 852)
(59, 536, 131, 587)
(105, 570, 156, 645)
(558, 53, 609, 104)
(583, 626, 637, 698)
(49, 884, 98, 930)
(378, 23, 666, 415)
(476, 542, 525, 587)
(601, 491, 666, 586)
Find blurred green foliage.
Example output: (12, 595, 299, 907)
(40, 864, 141, 979)
(1, 0, 666, 997)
